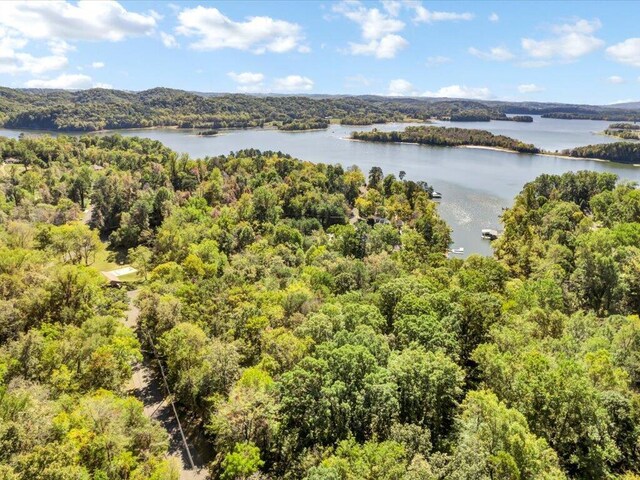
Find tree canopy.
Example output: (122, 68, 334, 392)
(0, 133, 639, 479)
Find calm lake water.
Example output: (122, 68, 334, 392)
(2, 115, 639, 256)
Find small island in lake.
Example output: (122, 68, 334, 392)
(351, 126, 540, 153)
(197, 129, 219, 136)
(449, 111, 491, 122)
(603, 123, 640, 140)
(510, 115, 534, 123)
(493, 115, 534, 123)
(278, 118, 329, 131)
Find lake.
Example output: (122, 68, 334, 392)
(2, 115, 639, 257)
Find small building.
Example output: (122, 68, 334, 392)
(101, 271, 122, 288)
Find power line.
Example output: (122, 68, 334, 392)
(142, 327, 196, 470)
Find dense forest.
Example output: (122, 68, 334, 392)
(1, 134, 640, 479)
(4, 87, 639, 133)
(563, 142, 640, 164)
(351, 126, 540, 153)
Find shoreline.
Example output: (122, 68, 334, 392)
(458, 145, 521, 154)
(345, 138, 532, 155)
(278, 127, 330, 133)
(536, 152, 609, 163)
(345, 137, 640, 166)
(343, 137, 421, 146)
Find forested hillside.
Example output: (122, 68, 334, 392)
(0, 87, 515, 132)
(7, 86, 640, 133)
(1, 134, 639, 479)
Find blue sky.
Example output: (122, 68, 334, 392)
(1, 1, 639, 104)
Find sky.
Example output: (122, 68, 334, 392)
(1, 0, 640, 105)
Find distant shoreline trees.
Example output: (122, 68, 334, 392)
(562, 141, 640, 164)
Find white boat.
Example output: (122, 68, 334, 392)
(432, 191, 442, 199)
(450, 247, 464, 254)
(481, 229, 499, 240)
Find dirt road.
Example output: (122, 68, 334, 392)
(125, 290, 208, 480)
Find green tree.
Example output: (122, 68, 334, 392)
(368, 166, 384, 189)
(388, 348, 464, 447)
(220, 442, 264, 480)
(129, 245, 153, 280)
(448, 390, 566, 480)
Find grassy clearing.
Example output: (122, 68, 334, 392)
(90, 246, 141, 282)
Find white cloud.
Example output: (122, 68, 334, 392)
(160, 32, 178, 48)
(0, 1, 157, 42)
(333, 2, 404, 40)
(518, 83, 544, 93)
(519, 60, 552, 68)
(228, 71, 265, 93)
(551, 18, 601, 35)
(176, 6, 306, 54)
(0, 53, 67, 75)
(423, 85, 492, 100)
(25, 73, 95, 89)
(426, 55, 453, 67)
(607, 75, 625, 84)
(229, 71, 265, 84)
(426, 55, 452, 67)
(388, 79, 417, 96)
(333, 1, 407, 59)
(489, 13, 499, 22)
(0, 2, 156, 77)
(382, 0, 402, 17)
(468, 46, 514, 61)
(48, 39, 75, 55)
(0, 31, 67, 74)
(273, 75, 314, 92)
(91, 61, 105, 69)
(93, 82, 113, 89)
(606, 38, 640, 67)
(413, 5, 474, 23)
(521, 18, 604, 60)
(348, 34, 408, 59)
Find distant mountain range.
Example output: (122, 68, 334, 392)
(2, 86, 640, 132)
(608, 101, 640, 110)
